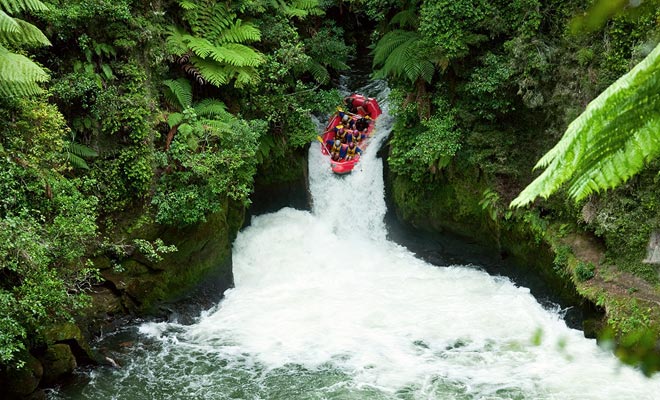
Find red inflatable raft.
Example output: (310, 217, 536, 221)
(319, 94, 382, 174)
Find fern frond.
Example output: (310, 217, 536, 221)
(511, 43, 660, 207)
(8, 19, 50, 46)
(1, 0, 48, 14)
(0, 10, 20, 35)
(305, 60, 329, 84)
(187, 37, 263, 67)
(165, 25, 190, 56)
(0, 44, 48, 97)
(390, 8, 418, 29)
(194, 98, 227, 118)
(191, 57, 229, 86)
(67, 152, 90, 169)
(167, 112, 184, 128)
(65, 142, 97, 170)
(372, 30, 419, 68)
(232, 66, 260, 88)
(163, 78, 193, 109)
(202, 119, 232, 134)
(68, 142, 98, 158)
(216, 20, 261, 44)
(375, 31, 432, 84)
(178, 0, 197, 10)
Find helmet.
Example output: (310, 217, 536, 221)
(342, 115, 349, 122)
(348, 141, 355, 147)
(334, 140, 341, 146)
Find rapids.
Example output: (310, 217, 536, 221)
(54, 82, 660, 399)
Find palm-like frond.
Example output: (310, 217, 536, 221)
(304, 60, 329, 84)
(511, 43, 660, 207)
(216, 20, 261, 45)
(167, 0, 264, 88)
(195, 98, 227, 118)
(163, 78, 193, 110)
(165, 25, 189, 56)
(189, 56, 230, 86)
(186, 36, 264, 67)
(8, 18, 49, 45)
(0, 44, 48, 97)
(0, 0, 48, 14)
(66, 142, 97, 170)
(202, 119, 232, 135)
(372, 30, 434, 84)
(390, 8, 418, 29)
(167, 112, 184, 129)
(0, 10, 20, 35)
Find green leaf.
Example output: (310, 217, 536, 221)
(512, 43, 660, 207)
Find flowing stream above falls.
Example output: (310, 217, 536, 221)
(54, 81, 660, 399)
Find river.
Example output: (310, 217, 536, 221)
(53, 82, 660, 399)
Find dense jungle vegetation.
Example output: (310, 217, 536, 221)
(1, 0, 659, 378)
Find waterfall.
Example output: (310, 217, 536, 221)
(56, 83, 660, 400)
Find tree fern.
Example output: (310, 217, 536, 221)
(0, 0, 50, 97)
(511, 43, 660, 207)
(195, 98, 227, 118)
(372, 30, 434, 84)
(0, 44, 48, 96)
(1, 0, 48, 14)
(0, 10, 21, 35)
(161, 78, 232, 149)
(168, 0, 264, 87)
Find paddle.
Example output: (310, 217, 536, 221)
(316, 135, 331, 153)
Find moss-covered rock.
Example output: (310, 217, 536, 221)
(0, 351, 43, 398)
(37, 344, 76, 386)
(91, 198, 241, 317)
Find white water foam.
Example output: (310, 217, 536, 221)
(64, 85, 660, 399)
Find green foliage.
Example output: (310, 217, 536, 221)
(302, 23, 353, 84)
(388, 93, 461, 182)
(418, 0, 489, 61)
(153, 79, 267, 225)
(0, 97, 99, 366)
(166, 0, 265, 87)
(512, 43, 660, 207)
(132, 238, 177, 263)
(372, 29, 436, 84)
(0, 0, 50, 97)
(575, 260, 595, 281)
(65, 141, 98, 170)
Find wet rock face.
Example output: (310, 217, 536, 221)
(38, 344, 77, 386)
(0, 352, 43, 398)
(644, 231, 660, 264)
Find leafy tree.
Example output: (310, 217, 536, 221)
(0, 98, 99, 365)
(0, 0, 50, 97)
(511, 43, 660, 207)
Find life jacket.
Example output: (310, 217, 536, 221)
(351, 131, 361, 144)
(335, 128, 347, 142)
(346, 145, 357, 157)
(331, 143, 342, 156)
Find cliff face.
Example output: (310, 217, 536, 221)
(0, 199, 244, 399)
